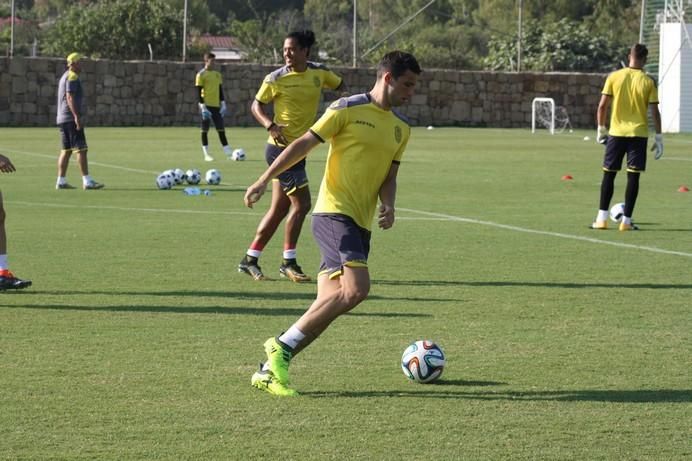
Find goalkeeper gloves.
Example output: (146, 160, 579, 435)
(198, 103, 211, 120)
(596, 125, 608, 145)
(651, 133, 664, 160)
(220, 101, 228, 117)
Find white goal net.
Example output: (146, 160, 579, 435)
(531, 97, 573, 134)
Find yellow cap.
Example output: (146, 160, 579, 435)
(66, 52, 81, 64)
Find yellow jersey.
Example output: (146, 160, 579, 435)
(256, 62, 343, 146)
(602, 67, 658, 137)
(195, 68, 223, 107)
(310, 94, 411, 230)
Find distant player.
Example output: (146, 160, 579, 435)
(195, 52, 232, 162)
(55, 52, 104, 190)
(0, 154, 31, 291)
(244, 51, 421, 396)
(591, 43, 662, 231)
(238, 30, 344, 283)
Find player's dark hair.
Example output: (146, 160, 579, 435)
(204, 52, 216, 60)
(286, 30, 316, 52)
(377, 51, 422, 79)
(630, 44, 648, 61)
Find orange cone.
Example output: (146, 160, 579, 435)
(678, 185, 689, 192)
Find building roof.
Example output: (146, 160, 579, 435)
(197, 35, 240, 50)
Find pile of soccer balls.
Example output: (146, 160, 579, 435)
(155, 168, 221, 190)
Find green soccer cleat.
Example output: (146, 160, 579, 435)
(264, 337, 293, 385)
(251, 368, 298, 397)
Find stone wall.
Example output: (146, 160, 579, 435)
(0, 57, 605, 128)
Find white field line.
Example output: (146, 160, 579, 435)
(399, 207, 692, 258)
(0, 147, 158, 174)
(4, 147, 691, 258)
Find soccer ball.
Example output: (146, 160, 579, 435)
(610, 202, 625, 222)
(186, 169, 201, 185)
(205, 169, 221, 185)
(173, 168, 186, 184)
(155, 172, 174, 190)
(231, 148, 246, 161)
(401, 340, 446, 383)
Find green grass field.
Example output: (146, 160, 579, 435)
(0, 126, 690, 460)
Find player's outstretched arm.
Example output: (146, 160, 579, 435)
(377, 163, 400, 230)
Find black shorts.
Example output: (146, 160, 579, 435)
(265, 143, 308, 195)
(311, 213, 371, 279)
(603, 136, 647, 173)
(58, 122, 87, 151)
(201, 106, 225, 131)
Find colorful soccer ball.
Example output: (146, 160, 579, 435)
(205, 169, 221, 185)
(173, 168, 186, 184)
(231, 148, 246, 161)
(155, 172, 174, 190)
(185, 169, 201, 185)
(610, 202, 625, 222)
(401, 340, 446, 383)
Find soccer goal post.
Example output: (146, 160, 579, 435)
(532, 97, 555, 134)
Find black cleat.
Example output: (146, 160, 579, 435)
(279, 260, 311, 283)
(238, 257, 265, 280)
(0, 271, 32, 291)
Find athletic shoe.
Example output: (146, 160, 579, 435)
(0, 270, 32, 291)
(56, 183, 76, 190)
(238, 257, 265, 280)
(264, 337, 292, 385)
(204, 153, 214, 162)
(83, 181, 104, 190)
(223, 145, 233, 159)
(279, 260, 311, 282)
(251, 367, 298, 397)
(619, 222, 639, 231)
(590, 220, 608, 230)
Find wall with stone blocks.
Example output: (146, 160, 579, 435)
(0, 57, 605, 128)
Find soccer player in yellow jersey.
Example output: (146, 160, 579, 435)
(238, 30, 344, 283)
(244, 51, 421, 396)
(591, 44, 662, 231)
(195, 53, 232, 162)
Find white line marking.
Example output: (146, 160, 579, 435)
(8, 200, 259, 217)
(399, 207, 692, 258)
(0, 147, 158, 174)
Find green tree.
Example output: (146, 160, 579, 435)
(484, 18, 626, 72)
(41, 0, 182, 60)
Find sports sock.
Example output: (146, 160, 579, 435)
(597, 210, 609, 222)
(57, 177, 67, 186)
(622, 216, 632, 225)
(283, 248, 297, 260)
(0, 254, 8, 271)
(279, 325, 306, 350)
(82, 175, 93, 185)
(246, 249, 262, 259)
(202, 145, 210, 156)
(218, 131, 228, 145)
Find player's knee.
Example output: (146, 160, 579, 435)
(341, 285, 369, 307)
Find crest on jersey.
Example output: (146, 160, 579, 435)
(313, 76, 321, 87)
(394, 126, 402, 143)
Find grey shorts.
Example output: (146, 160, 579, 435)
(311, 213, 371, 279)
(265, 143, 308, 194)
(59, 122, 87, 151)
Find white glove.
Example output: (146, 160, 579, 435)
(651, 133, 663, 160)
(198, 103, 211, 120)
(220, 101, 227, 117)
(596, 125, 608, 145)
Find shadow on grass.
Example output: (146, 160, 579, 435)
(7, 289, 457, 303)
(304, 387, 692, 403)
(0, 302, 431, 317)
(372, 280, 692, 289)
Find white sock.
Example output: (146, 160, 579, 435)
(223, 145, 232, 155)
(57, 177, 67, 186)
(82, 175, 93, 185)
(247, 249, 262, 259)
(597, 210, 609, 222)
(0, 254, 8, 271)
(283, 249, 297, 260)
(202, 145, 210, 155)
(622, 216, 632, 225)
(279, 325, 306, 350)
